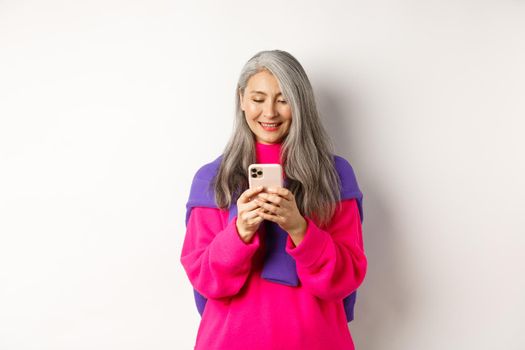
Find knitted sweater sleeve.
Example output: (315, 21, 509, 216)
(180, 207, 261, 300)
(285, 198, 367, 301)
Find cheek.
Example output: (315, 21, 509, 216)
(279, 105, 292, 119)
(244, 110, 259, 127)
(245, 105, 261, 118)
(282, 122, 292, 133)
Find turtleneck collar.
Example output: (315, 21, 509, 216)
(255, 140, 282, 165)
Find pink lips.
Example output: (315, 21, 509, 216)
(259, 122, 281, 131)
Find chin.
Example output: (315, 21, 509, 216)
(256, 137, 277, 144)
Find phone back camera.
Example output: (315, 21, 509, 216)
(250, 167, 263, 178)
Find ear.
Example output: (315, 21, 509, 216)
(239, 89, 245, 111)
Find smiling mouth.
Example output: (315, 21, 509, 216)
(259, 122, 282, 127)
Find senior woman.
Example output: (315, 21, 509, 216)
(180, 49, 367, 350)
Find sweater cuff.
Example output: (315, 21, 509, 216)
(285, 216, 329, 269)
(221, 215, 261, 253)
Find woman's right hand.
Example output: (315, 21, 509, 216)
(235, 185, 265, 243)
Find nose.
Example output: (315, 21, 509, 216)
(263, 100, 278, 118)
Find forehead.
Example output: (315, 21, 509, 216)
(246, 70, 282, 95)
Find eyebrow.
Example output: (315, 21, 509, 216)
(249, 90, 283, 96)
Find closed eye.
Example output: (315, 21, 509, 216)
(252, 99, 287, 104)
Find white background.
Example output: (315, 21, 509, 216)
(1, 1, 524, 349)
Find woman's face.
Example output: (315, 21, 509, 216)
(239, 70, 292, 145)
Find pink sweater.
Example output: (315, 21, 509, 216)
(180, 141, 367, 350)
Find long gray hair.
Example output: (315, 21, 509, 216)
(213, 49, 342, 229)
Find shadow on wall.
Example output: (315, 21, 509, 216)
(316, 79, 414, 350)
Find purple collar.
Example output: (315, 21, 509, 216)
(185, 154, 364, 322)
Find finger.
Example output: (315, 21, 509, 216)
(238, 186, 264, 203)
(257, 209, 278, 223)
(257, 192, 284, 206)
(266, 187, 293, 201)
(242, 209, 261, 221)
(254, 199, 281, 215)
(247, 215, 264, 225)
(242, 199, 261, 212)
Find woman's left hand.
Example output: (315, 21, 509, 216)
(253, 187, 307, 237)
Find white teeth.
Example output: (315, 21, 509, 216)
(261, 123, 279, 127)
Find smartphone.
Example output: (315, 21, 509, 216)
(248, 163, 284, 191)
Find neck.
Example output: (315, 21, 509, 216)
(255, 140, 282, 165)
